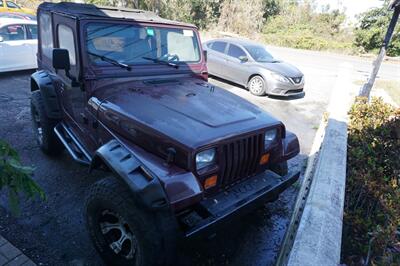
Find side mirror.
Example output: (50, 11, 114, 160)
(239, 55, 248, 62)
(0, 36, 4, 42)
(52, 48, 70, 71)
(203, 50, 207, 62)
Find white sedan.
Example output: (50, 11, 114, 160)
(0, 18, 37, 72)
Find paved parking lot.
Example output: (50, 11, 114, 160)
(0, 47, 396, 265)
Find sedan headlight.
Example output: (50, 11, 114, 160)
(196, 148, 216, 170)
(270, 72, 289, 83)
(264, 129, 277, 149)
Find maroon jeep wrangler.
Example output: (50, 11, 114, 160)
(30, 2, 300, 265)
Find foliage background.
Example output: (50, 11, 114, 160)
(343, 98, 400, 265)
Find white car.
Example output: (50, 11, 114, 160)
(0, 18, 37, 72)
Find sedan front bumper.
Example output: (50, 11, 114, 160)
(180, 170, 300, 237)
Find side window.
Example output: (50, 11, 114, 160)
(58, 24, 76, 66)
(227, 44, 246, 59)
(6, 1, 19, 8)
(27, 25, 37, 39)
(0, 24, 26, 41)
(211, 41, 227, 53)
(0, 1, 3, 7)
(206, 42, 213, 48)
(39, 13, 53, 59)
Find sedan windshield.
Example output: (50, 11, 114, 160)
(85, 23, 201, 67)
(244, 45, 276, 63)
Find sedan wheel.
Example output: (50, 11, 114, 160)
(248, 75, 266, 96)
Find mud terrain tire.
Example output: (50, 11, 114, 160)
(85, 177, 172, 266)
(30, 90, 63, 155)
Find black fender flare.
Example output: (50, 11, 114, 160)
(30, 70, 62, 119)
(90, 139, 180, 255)
(90, 139, 170, 211)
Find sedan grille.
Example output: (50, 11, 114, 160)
(219, 133, 264, 186)
(290, 76, 303, 84)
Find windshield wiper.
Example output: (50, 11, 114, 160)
(88, 52, 132, 71)
(142, 57, 178, 69)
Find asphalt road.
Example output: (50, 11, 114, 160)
(0, 48, 397, 266)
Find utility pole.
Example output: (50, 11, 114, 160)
(359, 0, 400, 99)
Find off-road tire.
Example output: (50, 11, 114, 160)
(248, 75, 267, 96)
(271, 161, 288, 176)
(85, 177, 173, 266)
(30, 90, 63, 155)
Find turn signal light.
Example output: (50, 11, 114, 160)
(204, 175, 218, 189)
(259, 153, 270, 165)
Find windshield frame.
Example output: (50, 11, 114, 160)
(82, 21, 202, 70)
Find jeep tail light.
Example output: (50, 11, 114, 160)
(204, 175, 218, 189)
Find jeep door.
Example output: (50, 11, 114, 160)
(53, 15, 97, 150)
(224, 43, 251, 86)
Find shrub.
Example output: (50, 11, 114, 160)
(0, 140, 45, 214)
(342, 97, 400, 265)
(354, 4, 400, 57)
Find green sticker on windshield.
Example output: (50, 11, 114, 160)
(146, 28, 154, 36)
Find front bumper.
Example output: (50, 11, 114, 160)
(180, 170, 300, 237)
(266, 78, 305, 97)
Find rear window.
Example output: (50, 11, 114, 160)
(211, 41, 227, 53)
(39, 13, 53, 59)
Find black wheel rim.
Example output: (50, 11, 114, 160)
(99, 210, 138, 260)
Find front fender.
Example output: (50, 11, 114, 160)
(90, 139, 169, 210)
(30, 70, 62, 119)
(282, 130, 300, 161)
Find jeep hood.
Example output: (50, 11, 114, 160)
(93, 78, 280, 149)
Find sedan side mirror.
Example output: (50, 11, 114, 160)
(53, 48, 70, 71)
(239, 55, 248, 62)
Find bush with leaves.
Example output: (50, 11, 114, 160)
(0, 140, 45, 214)
(262, 1, 351, 52)
(342, 97, 400, 265)
(354, 3, 400, 57)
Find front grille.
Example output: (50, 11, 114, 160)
(285, 88, 303, 94)
(290, 76, 303, 84)
(219, 133, 264, 186)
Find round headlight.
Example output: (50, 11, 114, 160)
(264, 129, 277, 149)
(196, 148, 216, 170)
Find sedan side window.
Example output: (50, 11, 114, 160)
(227, 44, 246, 59)
(211, 41, 227, 53)
(0, 1, 3, 7)
(0, 24, 26, 41)
(27, 25, 37, 39)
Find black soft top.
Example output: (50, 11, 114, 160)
(38, 2, 196, 28)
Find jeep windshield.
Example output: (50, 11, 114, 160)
(85, 23, 201, 68)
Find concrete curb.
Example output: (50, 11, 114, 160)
(281, 63, 356, 266)
(0, 234, 36, 266)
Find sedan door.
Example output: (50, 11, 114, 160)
(224, 43, 251, 86)
(206, 41, 228, 78)
(0, 23, 33, 72)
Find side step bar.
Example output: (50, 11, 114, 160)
(54, 123, 91, 165)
